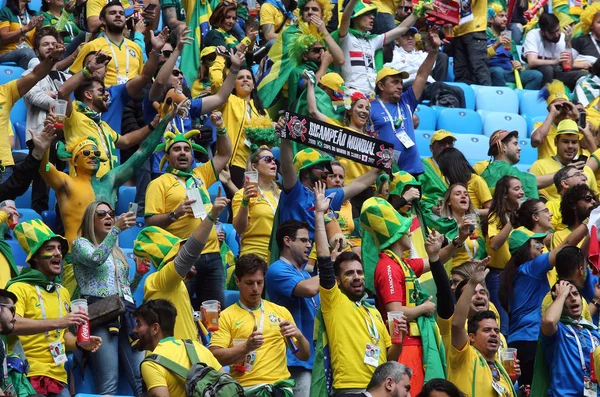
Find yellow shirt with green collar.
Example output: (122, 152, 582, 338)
(70, 34, 143, 87)
(7, 282, 71, 384)
(143, 261, 199, 341)
(259, 3, 293, 33)
(0, 80, 20, 167)
(63, 104, 120, 178)
(209, 300, 295, 387)
(145, 161, 220, 253)
(0, 8, 35, 54)
(448, 340, 517, 397)
(141, 337, 222, 396)
(529, 157, 598, 201)
(320, 282, 392, 390)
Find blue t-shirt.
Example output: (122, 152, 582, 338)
(487, 38, 513, 71)
(582, 267, 600, 325)
(508, 253, 552, 343)
(543, 322, 600, 397)
(265, 259, 320, 370)
(371, 88, 423, 175)
(105, 83, 131, 134)
(142, 95, 203, 174)
(279, 181, 344, 240)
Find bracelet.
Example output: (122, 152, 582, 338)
(81, 67, 91, 78)
(583, 217, 590, 226)
(229, 68, 240, 74)
(314, 228, 326, 232)
(593, 300, 600, 310)
(241, 198, 250, 207)
(148, 123, 155, 131)
(150, 48, 161, 57)
(206, 213, 217, 223)
(241, 36, 252, 46)
(216, 127, 227, 136)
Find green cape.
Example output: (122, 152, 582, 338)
(480, 160, 539, 199)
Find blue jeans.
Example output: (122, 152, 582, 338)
(509, 23, 524, 45)
(0, 46, 37, 69)
(48, 385, 71, 397)
(486, 268, 509, 335)
(0, 166, 13, 183)
(90, 326, 144, 397)
(489, 66, 544, 90)
(185, 252, 225, 309)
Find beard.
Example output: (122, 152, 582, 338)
(105, 20, 125, 34)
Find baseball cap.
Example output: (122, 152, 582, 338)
(430, 129, 456, 144)
(376, 66, 410, 84)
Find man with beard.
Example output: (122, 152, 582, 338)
(538, 280, 600, 397)
(210, 254, 310, 395)
(71, 1, 144, 87)
(0, 289, 17, 391)
(5, 220, 102, 397)
(364, 362, 412, 397)
(449, 264, 518, 397)
(134, 299, 223, 397)
(551, 183, 598, 248)
(265, 220, 319, 397)
(523, 13, 587, 89)
(530, 119, 598, 201)
(362, 196, 446, 395)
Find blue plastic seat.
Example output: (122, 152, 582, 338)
(526, 115, 547, 137)
(208, 181, 229, 222)
(14, 186, 31, 208)
(0, 65, 24, 85)
(437, 108, 482, 135)
(414, 130, 436, 158)
(225, 290, 240, 308)
(7, 239, 27, 266)
(482, 112, 528, 137)
(453, 134, 490, 163)
(270, 146, 280, 162)
(9, 99, 26, 124)
(12, 121, 26, 150)
(118, 218, 144, 248)
(445, 82, 475, 109)
(520, 91, 548, 118)
(41, 210, 57, 231)
(17, 208, 41, 223)
(116, 186, 137, 215)
(415, 105, 436, 130)
(476, 86, 520, 113)
(519, 138, 538, 165)
(471, 85, 486, 97)
(446, 57, 454, 82)
(221, 223, 239, 257)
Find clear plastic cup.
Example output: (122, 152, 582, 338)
(71, 299, 91, 345)
(52, 99, 68, 124)
(0, 200, 18, 230)
(201, 300, 219, 332)
(387, 311, 405, 344)
(502, 348, 517, 380)
(443, 24, 453, 38)
(244, 171, 259, 197)
(215, 221, 223, 235)
(233, 338, 248, 372)
(502, 30, 512, 50)
(462, 213, 479, 234)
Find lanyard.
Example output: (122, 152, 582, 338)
(278, 256, 318, 310)
(567, 324, 596, 373)
(238, 299, 265, 332)
(377, 99, 404, 134)
(35, 285, 63, 339)
(356, 301, 380, 344)
(104, 35, 130, 77)
(472, 348, 514, 397)
(257, 187, 278, 215)
(463, 237, 478, 260)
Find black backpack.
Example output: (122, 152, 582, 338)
(143, 339, 245, 397)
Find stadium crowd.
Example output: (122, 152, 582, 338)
(3, 0, 600, 395)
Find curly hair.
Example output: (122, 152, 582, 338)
(561, 184, 595, 228)
(298, 0, 333, 24)
(578, 2, 600, 35)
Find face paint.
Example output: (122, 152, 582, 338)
(40, 254, 54, 259)
(343, 276, 351, 283)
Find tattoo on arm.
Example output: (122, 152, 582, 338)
(262, 24, 274, 36)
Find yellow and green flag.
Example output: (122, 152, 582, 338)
(180, 0, 218, 84)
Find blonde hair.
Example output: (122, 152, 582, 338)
(246, 146, 281, 199)
(79, 201, 129, 277)
(440, 183, 475, 219)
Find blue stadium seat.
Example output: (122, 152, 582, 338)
(453, 134, 490, 163)
(124, 247, 157, 306)
(208, 181, 229, 222)
(520, 91, 548, 118)
(519, 138, 537, 165)
(49, 188, 56, 211)
(270, 146, 280, 162)
(17, 208, 41, 222)
(118, 218, 144, 248)
(446, 82, 475, 109)
(221, 222, 239, 257)
(12, 121, 26, 150)
(446, 57, 454, 82)
(14, 186, 31, 208)
(525, 115, 547, 137)
(7, 239, 27, 266)
(482, 112, 528, 137)
(437, 108, 482, 135)
(476, 109, 489, 122)
(0, 65, 24, 85)
(471, 85, 486, 97)
(116, 186, 137, 215)
(414, 130, 436, 158)
(475, 87, 519, 113)
(10, 99, 26, 124)
(42, 210, 57, 231)
(415, 105, 436, 130)
(225, 290, 240, 308)
(69, 351, 134, 396)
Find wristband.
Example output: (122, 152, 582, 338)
(241, 37, 252, 46)
(229, 68, 240, 74)
(241, 198, 250, 207)
(150, 48, 161, 57)
(593, 300, 600, 310)
(216, 127, 227, 136)
(583, 217, 590, 226)
(206, 213, 217, 223)
(148, 123, 155, 131)
(81, 67, 91, 78)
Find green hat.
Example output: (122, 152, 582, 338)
(133, 226, 183, 270)
(509, 226, 547, 255)
(389, 171, 421, 197)
(351, 0, 378, 18)
(360, 197, 413, 250)
(14, 219, 68, 263)
(155, 129, 208, 172)
(293, 148, 333, 174)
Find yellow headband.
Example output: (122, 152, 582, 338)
(73, 140, 97, 157)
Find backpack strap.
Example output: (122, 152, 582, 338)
(182, 339, 201, 366)
(143, 354, 190, 379)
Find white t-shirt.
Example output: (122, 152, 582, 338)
(523, 28, 567, 61)
(385, 46, 436, 84)
(339, 32, 386, 95)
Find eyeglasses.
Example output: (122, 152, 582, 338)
(534, 208, 550, 215)
(81, 150, 101, 158)
(533, 242, 545, 251)
(582, 195, 596, 203)
(95, 209, 116, 218)
(172, 70, 183, 77)
(260, 155, 276, 163)
(161, 50, 173, 57)
(292, 237, 312, 244)
(308, 47, 325, 53)
(564, 171, 584, 180)
(0, 303, 15, 316)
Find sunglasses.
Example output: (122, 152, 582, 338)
(161, 50, 173, 57)
(81, 150, 101, 158)
(582, 195, 596, 203)
(308, 47, 325, 53)
(0, 303, 15, 316)
(172, 70, 183, 77)
(533, 242, 545, 251)
(95, 209, 116, 218)
(260, 155, 276, 163)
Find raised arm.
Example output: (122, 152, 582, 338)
(451, 264, 488, 349)
(410, 28, 440, 100)
(209, 112, 232, 175)
(531, 104, 560, 148)
(17, 41, 64, 97)
(541, 280, 571, 336)
(125, 27, 170, 98)
(311, 15, 344, 65)
(339, 0, 359, 38)
(197, 50, 245, 114)
(341, 168, 380, 200)
(149, 27, 192, 101)
(278, 117, 298, 192)
(549, 221, 589, 266)
(305, 74, 326, 122)
(383, 12, 419, 44)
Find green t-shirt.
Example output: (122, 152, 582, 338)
(39, 10, 80, 44)
(160, 0, 186, 22)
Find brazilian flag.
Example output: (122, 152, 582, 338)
(180, 0, 218, 84)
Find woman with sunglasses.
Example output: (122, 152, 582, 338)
(203, 2, 257, 55)
(232, 147, 280, 259)
(71, 201, 144, 397)
(192, 46, 217, 97)
(497, 204, 588, 390)
(482, 175, 523, 335)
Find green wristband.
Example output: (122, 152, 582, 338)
(217, 127, 227, 136)
(206, 213, 217, 223)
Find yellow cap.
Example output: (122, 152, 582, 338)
(200, 46, 217, 59)
(430, 129, 456, 144)
(320, 72, 344, 92)
(556, 119, 583, 139)
(376, 66, 409, 84)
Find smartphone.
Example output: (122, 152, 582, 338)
(577, 155, 588, 164)
(143, 3, 157, 12)
(128, 202, 138, 215)
(579, 112, 587, 128)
